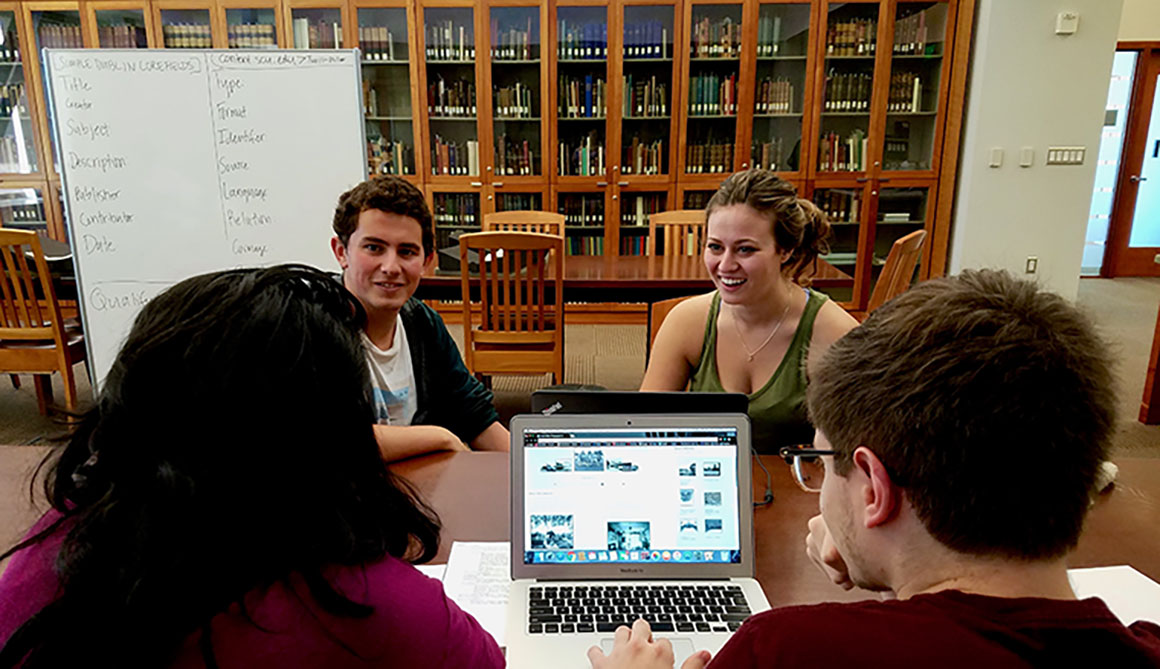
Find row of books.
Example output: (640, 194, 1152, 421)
(495, 133, 536, 176)
(893, 10, 933, 55)
(0, 31, 21, 62)
(756, 15, 786, 57)
(428, 76, 476, 117)
(621, 137, 664, 176)
(620, 235, 651, 256)
(431, 135, 480, 176)
(433, 193, 479, 227)
(558, 20, 607, 60)
(816, 189, 861, 224)
(624, 22, 669, 59)
(756, 77, 795, 114)
(558, 195, 604, 227)
(566, 235, 605, 256)
(623, 75, 668, 118)
(495, 83, 535, 118)
(689, 16, 741, 59)
(0, 200, 45, 224)
(426, 20, 474, 61)
(751, 137, 790, 172)
(559, 75, 607, 119)
(887, 73, 924, 113)
(823, 71, 872, 111)
(368, 136, 414, 176)
(688, 73, 737, 116)
(96, 25, 146, 49)
(559, 131, 605, 176)
(620, 193, 665, 228)
(293, 18, 341, 49)
(363, 86, 409, 118)
(37, 25, 83, 49)
(0, 84, 26, 117)
(161, 24, 212, 49)
(491, 18, 536, 61)
(825, 19, 877, 57)
(0, 136, 33, 175)
(818, 129, 868, 172)
(497, 193, 542, 211)
(684, 191, 712, 210)
(358, 26, 399, 60)
(685, 140, 734, 174)
(229, 23, 277, 49)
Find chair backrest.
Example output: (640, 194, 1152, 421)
(458, 231, 565, 334)
(482, 210, 565, 236)
(0, 229, 65, 343)
(866, 229, 927, 313)
(648, 210, 706, 257)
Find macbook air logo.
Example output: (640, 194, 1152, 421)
(619, 567, 644, 574)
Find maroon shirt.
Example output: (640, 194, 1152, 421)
(711, 589, 1160, 668)
(0, 511, 504, 668)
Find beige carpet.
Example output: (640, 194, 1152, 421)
(2, 277, 1158, 457)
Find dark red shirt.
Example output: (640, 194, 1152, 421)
(711, 590, 1160, 668)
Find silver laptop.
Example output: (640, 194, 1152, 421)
(505, 413, 771, 668)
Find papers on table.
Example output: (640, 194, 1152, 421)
(419, 541, 512, 647)
(1069, 565, 1160, 625)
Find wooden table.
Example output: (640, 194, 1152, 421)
(417, 255, 853, 304)
(390, 452, 1160, 606)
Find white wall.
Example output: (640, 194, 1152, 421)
(1120, 0, 1160, 40)
(949, 0, 1123, 299)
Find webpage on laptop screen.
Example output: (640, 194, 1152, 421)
(522, 427, 741, 566)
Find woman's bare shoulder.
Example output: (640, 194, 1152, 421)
(812, 296, 858, 343)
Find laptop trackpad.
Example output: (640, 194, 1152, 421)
(599, 638, 696, 663)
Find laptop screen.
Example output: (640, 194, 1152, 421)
(520, 425, 743, 566)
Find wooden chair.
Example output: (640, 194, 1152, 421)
(482, 210, 565, 236)
(0, 229, 86, 414)
(649, 295, 693, 351)
(458, 231, 565, 384)
(865, 229, 928, 314)
(648, 210, 706, 257)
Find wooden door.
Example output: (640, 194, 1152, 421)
(1107, 46, 1160, 277)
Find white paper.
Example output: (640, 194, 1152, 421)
(415, 564, 447, 580)
(441, 541, 512, 646)
(1069, 565, 1160, 625)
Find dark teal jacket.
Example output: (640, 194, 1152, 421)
(399, 297, 500, 443)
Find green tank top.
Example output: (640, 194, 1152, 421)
(689, 288, 827, 454)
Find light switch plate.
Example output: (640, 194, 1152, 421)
(1046, 146, 1086, 165)
(1056, 11, 1079, 35)
(989, 147, 1003, 168)
(1020, 147, 1034, 167)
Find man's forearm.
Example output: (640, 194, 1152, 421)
(373, 424, 468, 462)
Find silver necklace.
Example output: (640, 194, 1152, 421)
(730, 297, 793, 362)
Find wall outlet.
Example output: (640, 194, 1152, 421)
(1025, 256, 1039, 274)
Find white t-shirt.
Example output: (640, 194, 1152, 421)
(362, 318, 418, 426)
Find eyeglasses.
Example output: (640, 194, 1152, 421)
(778, 445, 837, 493)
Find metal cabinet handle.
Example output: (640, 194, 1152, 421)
(856, 177, 870, 183)
(1130, 175, 1148, 183)
(596, 181, 609, 187)
(470, 181, 483, 187)
(618, 181, 629, 186)
(492, 182, 504, 187)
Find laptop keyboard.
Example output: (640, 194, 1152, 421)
(526, 583, 752, 635)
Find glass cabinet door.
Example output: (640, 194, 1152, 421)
(226, 8, 277, 48)
(620, 4, 674, 177)
(360, 7, 415, 175)
(752, 3, 809, 173)
(490, 5, 541, 177)
(0, 11, 37, 175)
(681, 188, 714, 210)
(558, 191, 605, 255)
(684, 3, 742, 175)
(425, 6, 478, 176)
(871, 185, 927, 293)
(818, 2, 878, 174)
(432, 190, 480, 271)
(882, 1, 947, 172)
(0, 186, 47, 235)
(290, 7, 342, 48)
(492, 191, 543, 211)
(814, 185, 864, 303)
(32, 9, 83, 175)
(94, 9, 149, 48)
(158, 9, 213, 48)
(619, 190, 667, 255)
(556, 6, 607, 178)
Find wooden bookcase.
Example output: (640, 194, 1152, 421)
(0, 0, 973, 312)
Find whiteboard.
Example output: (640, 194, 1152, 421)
(44, 49, 367, 390)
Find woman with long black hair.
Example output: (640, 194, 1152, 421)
(0, 265, 503, 668)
